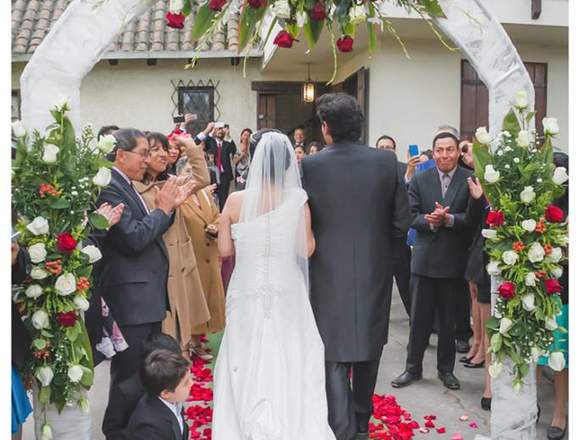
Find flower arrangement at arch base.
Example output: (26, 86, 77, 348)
(12, 103, 117, 438)
(472, 91, 568, 391)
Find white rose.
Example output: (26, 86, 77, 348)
(31, 310, 50, 329)
(74, 295, 90, 312)
(528, 242, 545, 263)
(272, 0, 291, 18)
(30, 266, 49, 280)
(525, 272, 537, 287)
(27, 216, 49, 235)
(522, 293, 535, 311)
(81, 245, 102, 263)
(521, 219, 537, 233)
(42, 144, 60, 164)
(486, 261, 501, 276)
(546, 247, 562, 263)
(169, 0, 183, 12)
(520, 186, 536, 204)
(67, 365, 84, 383)
(93, 167, 112, 187)
(55, 273, 77, 296)
(548, 352, 565, 371)
(296, 11, 308, 27)
(41, 423, 53, 440)
(551, 267, 563, 279)
(545, 317, 558, 331)
(28, 243, 47, 263)
(513, 90, 528, 109)
(543, 117, 559, 136)
(12, 120, 26, 138)
(475, 127, 492, 144)
(481, 229, 498, 240)
(499, 317, 513, 335)
(502, 250, 518, 266)
(349, 5, 367, 24)
(516, 130, 532, 148)
(488, 361, 503, 378)
(552, 167, 568, 185)
(531, 346, 542, 362)
(25, 285, 44, 299)
(97, 134, 116, 154)
(36, 366, 54, 387)
(484, 164, 500, 184)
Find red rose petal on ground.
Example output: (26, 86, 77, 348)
(436, 426, 446, 433)
(469, 421, 479, 429)
(425, 419, 435, 428)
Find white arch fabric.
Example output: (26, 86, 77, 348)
(20, 0, 156, 133)
(433, 2, 536, 439)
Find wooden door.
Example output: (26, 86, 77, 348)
(257, 94, 276, 130)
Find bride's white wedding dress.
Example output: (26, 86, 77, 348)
(212, 188, 335, 439)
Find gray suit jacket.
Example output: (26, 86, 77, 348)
(302, 142, 410, 362)
(409, 166, 485, 279)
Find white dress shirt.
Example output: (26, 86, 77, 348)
(158, 397, 184, 434)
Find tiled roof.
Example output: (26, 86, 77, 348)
(12, 0, 244, 57)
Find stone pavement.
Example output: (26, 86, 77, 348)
(23, 289, 563, 439)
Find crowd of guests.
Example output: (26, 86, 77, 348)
(11, 113, 568, 440)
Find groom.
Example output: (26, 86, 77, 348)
(301, 93, 411, 440)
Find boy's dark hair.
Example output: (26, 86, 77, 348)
(97, 125, 120, 140)
(431, 131, 459, 149)
(140, 333, 181, 362)
(316, 93, 364, 143)
(141, 349, 190, 396)
(375, 135, 396, 149)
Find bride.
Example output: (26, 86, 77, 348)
(213, 130, 335, 439)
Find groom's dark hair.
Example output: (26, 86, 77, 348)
(316, 93, 363, 143)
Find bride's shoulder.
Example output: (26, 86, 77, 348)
(288, 188, 308, 205)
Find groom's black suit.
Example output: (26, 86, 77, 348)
(301, 142, 410, 440)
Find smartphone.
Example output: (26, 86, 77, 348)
(173, 115, 185, 124)
(408, 144, 420, 158)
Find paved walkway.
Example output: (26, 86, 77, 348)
(23, 290, 563, 439)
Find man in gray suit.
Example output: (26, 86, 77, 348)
(391, 132, 485, 391)
(302, 94, 410, 440)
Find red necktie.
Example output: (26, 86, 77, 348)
(217, 142, 223, 173)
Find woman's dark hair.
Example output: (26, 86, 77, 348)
(307, 141, 322, 153)
(107, 128, 146, 161)
(421, 149, 433, 160)
(316, 93, 364, 143)
(97, 125, 119, 140)
(375, 135, 396, 149)
(294, 145, 306, 154)
(140, 349, 190, 396)
(431, 131, 459, 149)
(240, 128, 253, 138)
(143, 132, 170, 183)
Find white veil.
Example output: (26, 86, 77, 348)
(239, 131, 310, 294)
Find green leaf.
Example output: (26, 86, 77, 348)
(472, 142, 493, 178)
(502, 108, 520, 134)
(303, 19, 325, 49)
(539, 142, 553, 168)
(182, 0, 193, 16)
(490, 332, 502, 351)
(238, 5, 268, 52)
(32, 339, 48, 350)
(486, 316, 499, 331)
(191, 4, 218, 40)
(88, 212, 109, 230)
(62, 116, 76, 150)
(81, 367, 94, 388)
(420, 0, 446, 18)
(40, 329, 54, 338)
(49, 198, 71, 210)
(38, 386, 51, 405)
(526, 111, 537, 124)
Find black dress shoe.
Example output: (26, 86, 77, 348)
(464, 360, 485, 369)
(456, 340, 470, 353)
(356, 417, 369, 434)
(547, 421, 567, 440)
(459, 355, 473, 364)
(391, 371, 422, 388)
(438, 372, 460, 390)
(481, 397, 491, 411)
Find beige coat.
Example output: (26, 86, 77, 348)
(134, 143, 211, 348)
(182, 189, 226, 333)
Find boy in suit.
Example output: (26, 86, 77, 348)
(127, 350, 192, 440)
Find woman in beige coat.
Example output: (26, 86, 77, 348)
(133, 132, 211, 353)
(177, 157, 226, 357)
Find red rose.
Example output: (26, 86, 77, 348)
(247, 0, 264, 8)
(165, 12, 185, 29)
(485, 210, 505, 227)
(57, 311, 78, 328)
(209, 0, 226, 11)
(56, 232, 77, 254)
(498, 281, 516, 300)
(544, 278, 562, 295)
(336, 36, 354, 52)
(544, 204, 565, 223)
(310, 3, 326, 21)
(273, 30, 296, 48)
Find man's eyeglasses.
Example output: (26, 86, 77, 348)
(124, 149, 149, 159)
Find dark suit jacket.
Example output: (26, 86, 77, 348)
(93, 169, 173, 326)
(301, 142, 411, 362)
(204, 137, 236, 182)
(102, 374, 145, 440)
(127, 394, 189, 440)
(409, 166, 485, 279)
(397, 161, 407, 184)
